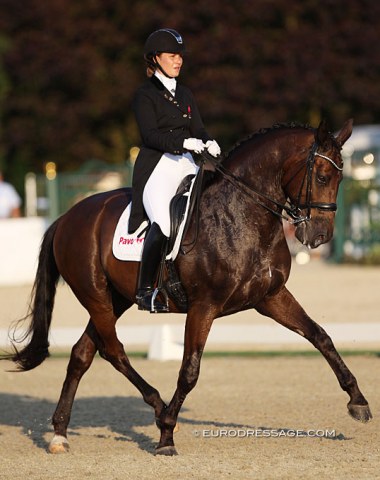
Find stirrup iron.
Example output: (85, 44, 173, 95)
(151, 287, 169, 313)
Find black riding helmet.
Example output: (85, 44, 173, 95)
(144, 29, 185, 77)
(144, 28, 185, 56)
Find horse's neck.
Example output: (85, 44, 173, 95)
(200, 156, 280, 227)
(219, 144, 285, 200)
(199, 128, 313, 226)
(225, 129, 313, 196)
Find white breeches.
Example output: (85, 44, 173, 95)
(143, 152, 199, 237)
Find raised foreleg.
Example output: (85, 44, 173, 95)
(256, 286, 372, 422)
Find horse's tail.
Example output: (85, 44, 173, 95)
(2, 220, 60, 371)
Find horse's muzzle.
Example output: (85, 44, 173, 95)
(295, 221, 332, 249)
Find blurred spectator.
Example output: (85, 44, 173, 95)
(0, 171, 22, 218)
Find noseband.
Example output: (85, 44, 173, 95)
(202, 139, 343, 226)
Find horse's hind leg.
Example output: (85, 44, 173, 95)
(256, 287, 372, 423)
(90, 312, 166, 420)
(49, 317, 165, 453)
(49, 310, 166, 454)
(49, 321, 99, 453)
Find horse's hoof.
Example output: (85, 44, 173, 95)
(155, 445, 178, 456)
(348, 403, 373, 423)
(48, 435, 70, 454)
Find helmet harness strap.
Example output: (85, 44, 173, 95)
(146, 54, 174, 79)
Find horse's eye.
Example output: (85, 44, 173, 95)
(317, 174, 327, 185)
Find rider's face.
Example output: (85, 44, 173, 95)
(156, 52, 183, 78)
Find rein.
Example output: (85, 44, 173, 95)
(201, 140, 342, 226)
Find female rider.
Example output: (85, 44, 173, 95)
(130, 28, 221, 312)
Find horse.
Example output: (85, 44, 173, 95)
(1, 119, 372, 456)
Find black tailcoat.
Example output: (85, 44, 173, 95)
(129, 75, 211, 233)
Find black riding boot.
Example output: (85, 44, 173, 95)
(136, 222, 169, 312)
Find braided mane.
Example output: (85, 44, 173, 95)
(224, 122, 314, 159)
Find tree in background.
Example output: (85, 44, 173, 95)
(0, 0, 379, 190)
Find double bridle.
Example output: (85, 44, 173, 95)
(204, 140, 343, 226)
(288, 141, 343, 224)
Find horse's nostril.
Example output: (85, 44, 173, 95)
(312, 234, 326, 248)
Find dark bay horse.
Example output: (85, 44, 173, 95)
(2, 120, 372, 455)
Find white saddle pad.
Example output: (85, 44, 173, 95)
(112, 204, 148, 261)
(112, 177, 195, 262)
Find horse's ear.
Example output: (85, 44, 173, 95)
(315, 119, 329, 145)
(335, 118, 354, 148)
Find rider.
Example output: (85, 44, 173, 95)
(130, 28, 221, 312)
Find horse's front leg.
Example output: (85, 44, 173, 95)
(256, 286, 372, 422)
(155, 307, 215, 456)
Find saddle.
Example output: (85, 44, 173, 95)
(168, 174, 195, 253)
(155, 174, 197, 313)
(159, 166, 211, 313)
